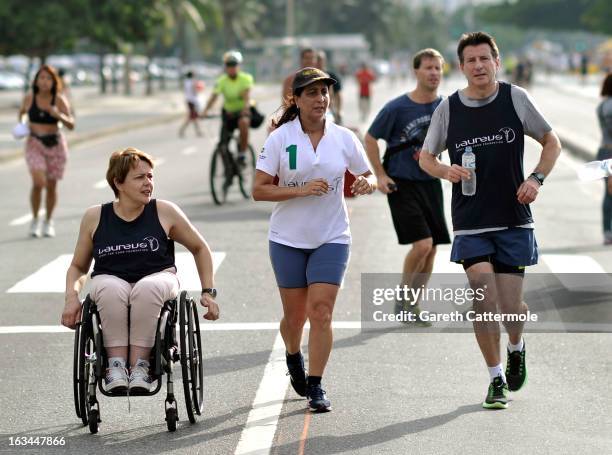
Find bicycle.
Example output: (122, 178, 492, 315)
(207, 117, 256, 206)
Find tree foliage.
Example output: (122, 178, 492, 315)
(479, 0, 611, 35)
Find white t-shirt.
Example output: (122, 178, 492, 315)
(256, 117, 371, 249)
(184, 79, 198, 103)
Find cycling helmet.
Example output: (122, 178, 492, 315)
(223, 50, 243, 65)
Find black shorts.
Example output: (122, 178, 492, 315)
(222, 109, 251, 133)
(387, 178, 451, 245)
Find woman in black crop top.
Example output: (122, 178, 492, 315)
(18, 65, 75, 238)
(61, 147, 219, 392)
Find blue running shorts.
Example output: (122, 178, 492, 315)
(450, 227, 538, 267)
(269, 241, 350, 288)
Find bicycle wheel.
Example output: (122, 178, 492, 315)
(210, 145, 232, 206)
(238, 144, 256, 199)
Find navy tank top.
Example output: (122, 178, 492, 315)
(91, 200, 175, 282)
(28, 93, 58, 125)
(445, 81, 532, 231)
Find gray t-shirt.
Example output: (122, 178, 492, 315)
(597, 97, 612, 147)
(423, 83, 552, 156)
(423, 83, 552, 235)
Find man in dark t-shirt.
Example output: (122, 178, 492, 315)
(365, 48, 451, 324)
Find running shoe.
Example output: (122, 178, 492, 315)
(307, 383, 331, 413)
(29, 218, 41, 238)
(482, 376, 509, 409)
(129, 359, 153, 392)
(104, 360, 129, 392)
(42, 219, 55, 237)
(286, 352, 307, 397)
(506, 343, 527, 392)
(394, 299, 432, 327)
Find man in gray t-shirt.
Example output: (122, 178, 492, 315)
(420, 32, 561, 410)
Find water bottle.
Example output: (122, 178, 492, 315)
(577, 159, 612, 181)
(461, 146, 476, 196)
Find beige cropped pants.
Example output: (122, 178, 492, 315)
(90, 269, 179, 348)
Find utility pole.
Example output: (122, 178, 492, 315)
(286, 0, 295, 38)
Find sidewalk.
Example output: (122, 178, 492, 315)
(0, 83, 276, 163)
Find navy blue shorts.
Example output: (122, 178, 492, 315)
(269, 241, 350, 288)
(450, 227, 538, 267)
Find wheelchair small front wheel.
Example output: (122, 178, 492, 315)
(88, 409, 99, 434)
(166, 408, 178, 432)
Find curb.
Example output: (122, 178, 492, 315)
(557, 133, 596, 162)
(0, 112, 183, 164)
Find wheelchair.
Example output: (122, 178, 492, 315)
(72, 290, 204, 433)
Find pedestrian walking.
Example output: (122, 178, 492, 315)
(178, 71, 203, 138)
(355, 62, 376, 122)
(364, 49, 451, 323)
(18, 64, 75, 238)
(596, 73, 612, 244)
(253, 67, 376, 412)
(420, 32, 561, 409)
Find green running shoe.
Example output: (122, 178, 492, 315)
(482, 376, 509, 409)
(506, 343, 527, 392)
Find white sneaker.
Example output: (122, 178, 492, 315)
(105, 359, 129, 392)
(42, 220, 55, 237)
(29, 218, 41, 238)
(129, 359, 153, 392)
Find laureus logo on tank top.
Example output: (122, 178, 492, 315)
(97, 236, 160, 257)
(455, 127, 516, 150)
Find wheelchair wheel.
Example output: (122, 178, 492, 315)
(73, 321, 82, 419)
(238, 144, 256, 199)
(210, 145, 231, 206)
(78, 298, 96, 427)
(179, 291, 204, 423)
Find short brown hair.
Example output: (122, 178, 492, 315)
(602, 73, 612, 97)
(413, 48, 444, 69)
(457, 31, 499, 64)
(106, 147, 154, 197)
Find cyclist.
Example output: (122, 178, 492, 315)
(202, 51, 254, 167)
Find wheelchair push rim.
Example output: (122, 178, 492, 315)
(179, 291, 204, 423)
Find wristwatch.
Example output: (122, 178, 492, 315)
(529, 172, 545, 186)
(201, 288, 217, 298)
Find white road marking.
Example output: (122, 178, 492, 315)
(93, 179, 107, 189)
(541, 254, 612, 291)
(432, 246, 464, 273)
(9, 210, 46, 226)
(234, 332, 288, 455)
(0, 321, 363, 335)
(181, 146, 198, 155)
(6, 252, 226, 293)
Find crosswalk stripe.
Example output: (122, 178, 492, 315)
(6, 252, 226, 293)
(9, 209, 46, 227)
(541, 254, 612, 292)
(433, 246, 464, 273)
(181, 146, 198, 155)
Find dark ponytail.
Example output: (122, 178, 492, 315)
(271, 86, 304, 130)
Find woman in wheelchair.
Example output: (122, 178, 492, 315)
(61, 147, 219, 393)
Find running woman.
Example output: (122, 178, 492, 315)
(253, 67, 376, 412)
